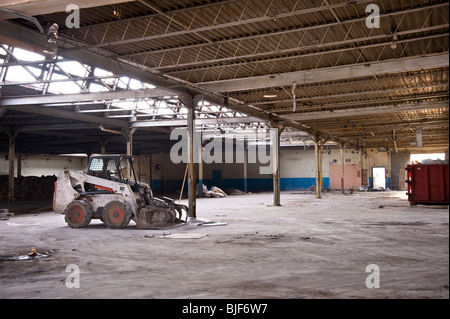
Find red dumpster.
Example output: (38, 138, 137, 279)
(406, 164, 449, 205)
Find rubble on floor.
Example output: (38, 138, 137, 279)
(187, 217, 227, 226)
(227, 188, 249, 195)
(161, 233, 208, 239)
(0, 208, 13, 220)
(0, 247, 55, 261)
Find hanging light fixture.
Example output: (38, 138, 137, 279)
(292, 82, 297, 112)
(113, 5, 121, 19)
(391, 35, 398, 49)
(263, 90, 278, 98)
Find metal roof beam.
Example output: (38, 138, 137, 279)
(131, 116, 263, 128)
(283, 102, 449, 122)
(198, 54, 450, 92)
(258, 85, 449, 109)
(4, 105, 130, 128)
(0, 88, 177, 106)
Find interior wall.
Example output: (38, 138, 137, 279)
(0, 153, 87, 177)
(0, 147, 396, 196)
(139, 146, 393, 193)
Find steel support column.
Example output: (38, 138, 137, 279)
(243, 142, 248, 193)
(315, 140, 321, 199)
(319, 142, 324, 194)
(8, 134, 15, 204)
(198, 145, 203, 198)
(123, 129, 136, 156)
(340, 143, 345, 194)
(185, 95, 197, 218)
(273, 127, 284, 206)
(99, 140, 108, 155)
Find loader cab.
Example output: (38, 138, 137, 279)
(87, 154, 139, 190)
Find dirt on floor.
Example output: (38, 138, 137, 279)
(0, 191, 448, 299)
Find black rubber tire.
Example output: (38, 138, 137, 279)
(64, 200, 93, 228)
(103, 201, 132, 229)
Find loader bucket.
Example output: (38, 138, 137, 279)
(136, 202, 189, 230)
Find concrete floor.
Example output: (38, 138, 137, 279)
(0, 191, 448, 299)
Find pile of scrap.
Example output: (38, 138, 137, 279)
(227, 188, 249, 195)
(195, 184, 250, 198)
(0, 175, 57, 201)
(196, 184, 227, 198)
(206, 186, 228, 198)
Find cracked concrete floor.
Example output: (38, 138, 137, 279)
(0, 191, 448, 299)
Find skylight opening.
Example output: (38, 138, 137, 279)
(5, 65, 39, 82)
(0, 46, 239, 123)
(142, 82, 156, 89)
(90, 83, 109, 93)
(117, 77, 130, 89)
(94, 67, 113, 77)
(13, 47, 44, 61)
(48, 81, 82, 94)
(57, 61, 87, 77)
(129, 79, 143, 90)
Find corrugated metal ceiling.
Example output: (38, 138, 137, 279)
(0, 0, 448, 154)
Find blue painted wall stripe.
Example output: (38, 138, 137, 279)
(151, 177, 330, 193)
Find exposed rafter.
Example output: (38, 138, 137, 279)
(0, 0, 448, 154)
(198, 54, 449, 92)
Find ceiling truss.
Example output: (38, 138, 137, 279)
(0, 0, 448, 155)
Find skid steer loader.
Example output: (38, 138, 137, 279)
(53, 154, 189, 229)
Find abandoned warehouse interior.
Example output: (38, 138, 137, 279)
(0, 0, 448, 301)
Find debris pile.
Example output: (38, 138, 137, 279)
(227, 188, 249, 195)
(197, 184, 228, 198)
(0, 247, 55, 261)
(209, 186, 227, 198)
(0, 175, 57, 201)
(196, 184, 251, 198)
(418, 159, 448, 164)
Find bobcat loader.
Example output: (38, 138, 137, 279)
(53, 154, 189, 229)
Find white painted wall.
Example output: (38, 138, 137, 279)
(0, 154, 87, 177)
(280, 147, 364, 179)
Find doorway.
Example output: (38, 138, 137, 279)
(212, 170, 222, 188)
(372, 167, 386, 189)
